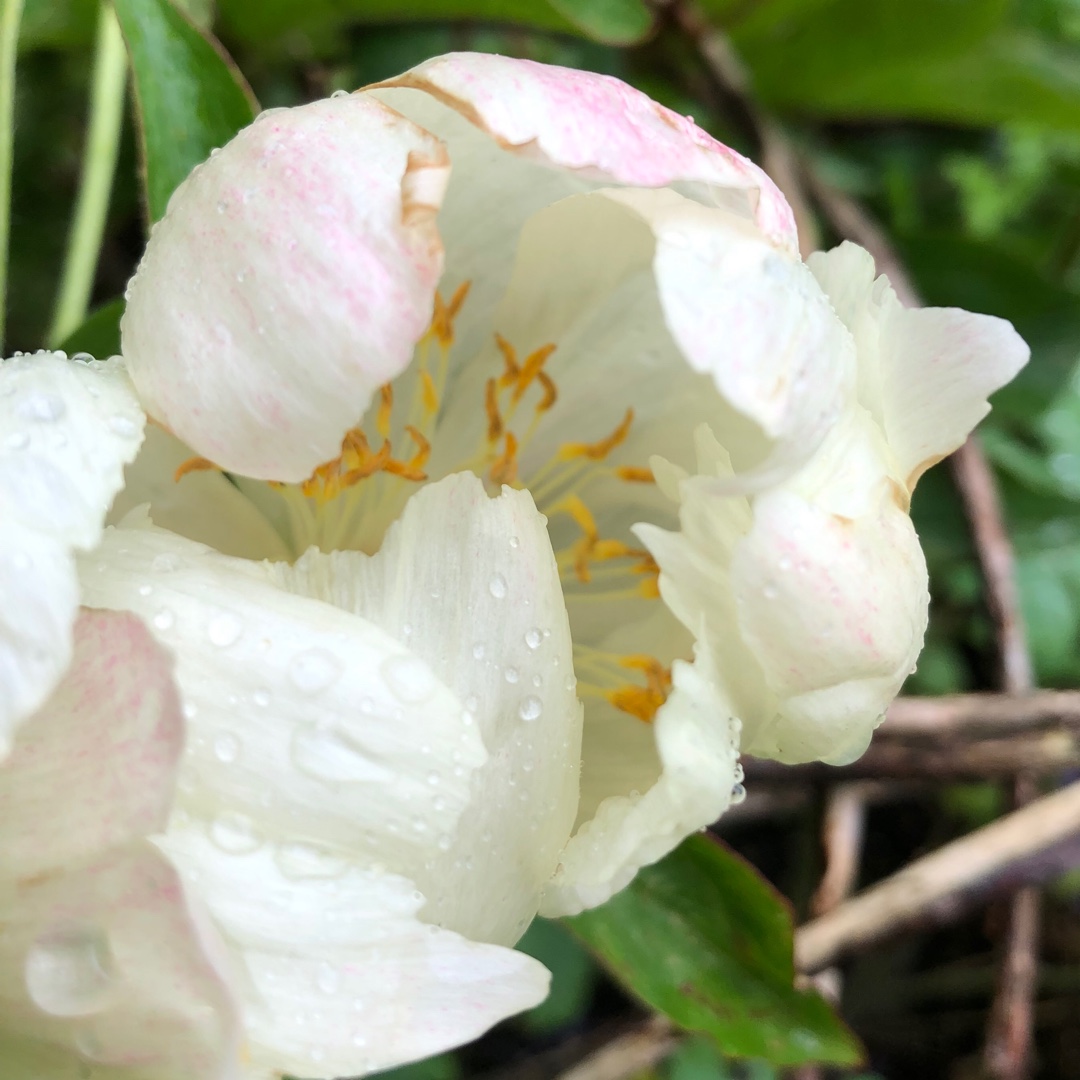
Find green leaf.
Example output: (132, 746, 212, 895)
(56, 297, 123, 358)
(112, 0, 257, 223)
(565, 836, 863, 1067)
(516, 917, 598, 1034)
(217, 0, 652, 48)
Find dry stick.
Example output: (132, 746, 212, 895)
(883, 690, 1080, 739)
(552, 1017, 678, 1080)
(795, 780, 1080, 974)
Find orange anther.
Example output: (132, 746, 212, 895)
(536, 371, 558, 412)
(607, 685, 665, 723)
(616, 465, 654, 483)
(485, 377, 503, 443)
(377, 384, 394, 438)
(403, 425, 431, 470)
(494, 333, 519, 387)
(430, 280, 471, 349)
(511, 343, 557, 404)
(559, 407, 634, 461)
(174, 456, 218, 482)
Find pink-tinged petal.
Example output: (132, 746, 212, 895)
(808, 241, 1029, 490)
(0, 848, 242, 1080)
(0, 609, 182, 880)
(122, 95, 450, 482)
(368, 52, 797, 252)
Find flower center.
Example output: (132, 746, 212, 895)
(175, 283, 679, 723)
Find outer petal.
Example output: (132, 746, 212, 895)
(110, 426, 291, 560)
(368, 52, 797, 250)
(274, 472, 582, 946)
(0, 609, 241, 1080)
(78, 518, 487, 879)
(121, 95, 449, 482)
(0, 353, 145, 754)
(541, 651, 741, 916)
(160, 834, 549, 1078)
(808, 241, 1029, 490)
(0, 610, 180, 879)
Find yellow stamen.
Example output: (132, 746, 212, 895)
(174, 456, 218, 482)
(607, 655, 672, 723)
(511, 343, 557, 404)
(485, 377, 503, 444)
(431, 281, 471, 349)
(494, 333, 520, 387)
(421, 370, 439, 414)
(489, 431, 519, 487)
(616, 465, 654, 483)
(559, 407, 634, 461)
(377, 384, 394, 438)
(536, 371, 558, 413)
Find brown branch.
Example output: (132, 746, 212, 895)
(551, 1017, 678, 1080)
(794, 781, 1080, 974)
(883, 690, 1080, 739)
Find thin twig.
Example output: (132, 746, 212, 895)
(552, 1017, 678, 1080)
(883, 690, 1080, 739)
(793, 781, 1080, 974)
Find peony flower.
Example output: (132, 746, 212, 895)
(0, 51, 1028, 1078)
(0, 607, 239, 1078)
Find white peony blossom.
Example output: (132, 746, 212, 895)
(0, 51, 1028, 1078)
(0, 608, 240, 1079)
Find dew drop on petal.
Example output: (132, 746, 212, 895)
(730, 782, 746, 805)
(291, 726, 393, 785)
(524, 629, 542, 650)
(4, 431, 28, 450)
(289, 649, 342, 693)
(108, 415, 139, 438)
(488, 573, 508, 600)
(471, 642, 485, 660)
(213, 732, 241, 763)
(152, 608, 174, 631)
(253, 689, 271, 707)
(207, 612, 243, 647)
(18, 392, 65, 422)
(504, 667, 519, 685)
(209, 811, 263, 854)
(381, 654, 436, 704)
(519, 695, 543, 722)
(25, 925, 115, 1017)
(275, 841, 349, 880)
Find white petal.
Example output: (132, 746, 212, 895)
(0, 353, 145, 753)
(0, 609, 181, 880)
(730, 413, 930, 764)
(0, 849, 242, 1080)
(0, 609, 241, 1079)
(269, 472, 582, 947)
(368, 52, 797, 249)
(122, 96, 449, 482)
(541, 651, 741, 916)
(161, 832, 549, 1078)
(808, 241, 1029, 490)
(78, 522, 488, 880)
(109, 426, 291, 560)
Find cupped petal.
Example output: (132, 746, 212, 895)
(121, 95, 449, 482)
(268, 472, 582, 947)
(808, 241, 1029, 490)
(0, 608, 240, 1080)
(78, 517, 487, 878)
(541, 649, 741, 916)
(0, 353, 145, 754)
(368, 52, 797, 250)
(110, 426, 291, 560)
(0, 609, 181, 880)
(160, 832, 550, 1078)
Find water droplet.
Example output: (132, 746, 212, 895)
(524, 628, 542, 650)
(207, 612, 242, 647)
(152, 608, 174, 631)
(381, 654, 436, 704)
(730, 782, 746, 805)
(778, 556, 793, 572)
(25, 925, 115, 1017)
(426, 770, 440, 786)
(464, 694, 479, 713)
(108, 415, 139, 438)
(213, 732, 240, 763)
(151, 553, 180, 573)
(331, 88, 350, 98)
(763, 583, 778, 600)
(253, 689, 271, 707)
(531, 674, 542, 688)
(471, 642, 486, 660)
(71, 352, 94, 364)
(18, 392, 65, 422)
(436, 833, 452, 851)
(509, 535, 520, 549)
(275, 841, 349, 880)
(209, 811, 262, 854)
(4, 431, 28, 450)
(519, 695, 543, 722)
(289, 649, 341, 693)
(504, 667, 519, 684)
(488, 573, 508, 600)
(316, 962, 340, 994)
(291, 726, 393, 785)
(352, 1032, 368, 1047)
